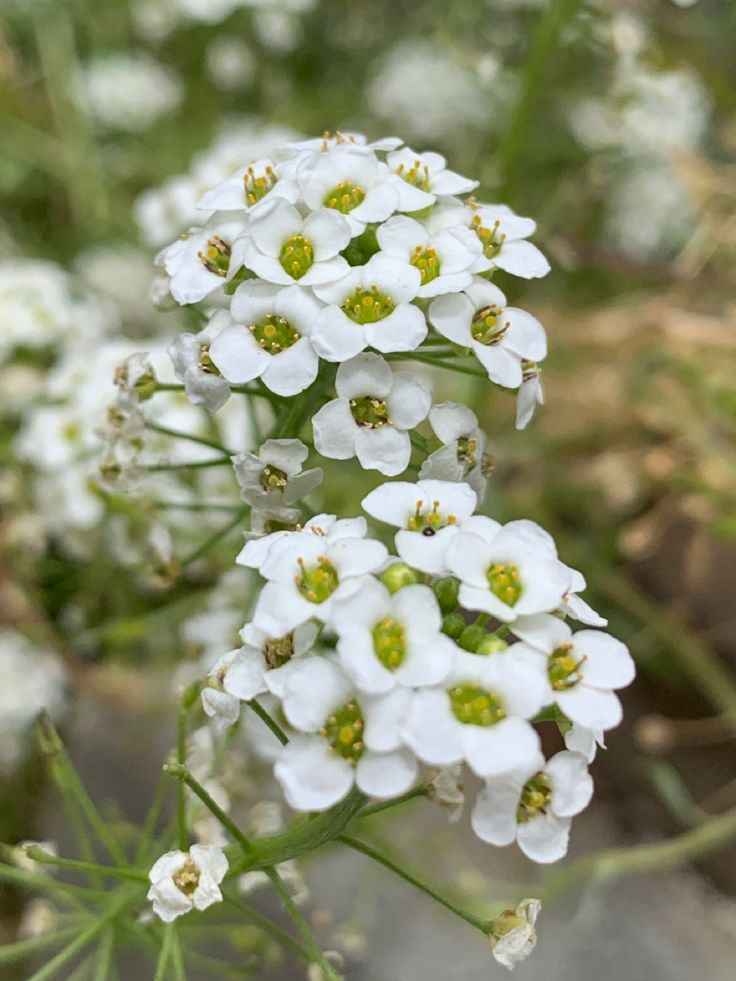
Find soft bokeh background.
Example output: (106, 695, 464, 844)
(1, 0, 735, 978)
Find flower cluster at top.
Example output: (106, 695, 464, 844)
(147, 132, 634, 905)
(157, 131, 549, 437)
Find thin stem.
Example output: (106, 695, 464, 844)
(246, 698, 289, 746)
(37, 715, 130, 868)
(145, 422, 234, 456)
(177, 702, 189, 852)
(265, 867, 342, 981)
(357, 786, 428, 820)
(543, 800, 736, 902)
(180, 505, 249, 568)
(337, 835, 488, 934)
(26, 888, 138, 981)
(144, 457, 232, 473)
(170, 927, 187, 981)
(387, 352, 487, 379)
(164, 764, 255, 855)
(0, 860, 98, 909)
(154, 500, 242, 513)
(222, 894, 310, 959)
(91, 927, 115, 981)
(21, 847, 148, 884)
(0, 925, 82, 966)
(153, 923, 175, 981)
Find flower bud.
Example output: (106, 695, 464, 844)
(442, 612, 465, 640)
(380, 562, 421, 594)
(459, 623, 486, 652)
(489, 898, 541, 970)
(433, 576, 459, 613)
(476, 634, 509, 655)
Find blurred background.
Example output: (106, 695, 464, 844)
(1, 0, 735, 978)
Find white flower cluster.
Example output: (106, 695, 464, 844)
(142, 132, 634, 877)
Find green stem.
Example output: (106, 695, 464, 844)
(357, 786, 428, 819)
(222, 894, 310, 959)
(246, 698, 289, 746)
(37, 715, 130, 868)
(386, 352, 487, 379)
(144, 457, 232, 473)
(91, 927, 115, 981)
(154, 501, 242, 513)
(27, 888, 138, 981)
(170, 927, 187, 981)
(497, 0, 581, 196)
(265, 867, 342, 980)
(337, 835, 488, 934)
(0, 925, 82, 966)
(153, 923, 176, 981)
(543, 800, 736, 902)
(21, 847, 147, 884)
(180, 505, 249, 568)
(164, 764, 255, 855)
(177, 705, 189, 852)
(145, 422, 233, 456)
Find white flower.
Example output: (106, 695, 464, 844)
(168, 312, 232, 412)
(231, 438, 322, 515)
(298, 145, 399, 235)
(361, 479, 477, 575)
(402, 649, 545, 778)
(147, 845, 228, 922)
(445, 516, 572, 623)
(376, 215, 481, 298)
(468, 203, 550, 279)
(73, 52, 183, 132)
(210, 282, 322, 396)
(251, 520, 389, 633)
(489, 898, 541, 971)
(515, 362, 544, 430)
(418, 402, 489, 498)
(330, 575, 455, 694)
(312, 353, 431, 476)
(241, 200, 351, 286)
(471, 750, 593, 862)
(197, 157, 298, 216)
(157, 215, 245, 304)
(559, 564, 607, 626)
(429, 278, 547, 389)
(510, 614, 635, 730)
(274, 657, 417, 811)
(310, 253, 426, 362)
(202, 619, 320, 727)
(386, 147, 478, 211)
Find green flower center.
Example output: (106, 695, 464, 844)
(198, 235, 231, 277)
(321, 699, 365, 764)
(449, 683, 506, 726)
(516, 772, 552, 823)
(244, 165, 277, 207)
(259, 464, 288, 492)
(410, 246, 440, 285)
(342, 286, 395, 324)
(487, 562, 522, 607)
(372, 617, 407, 671)
(173, 858, 200, 897)
(548, 643, 585, 691)
(471, 305, 508, 346)
(197, 345, 221, 375)
(394, 160, 431, 191)
(279, 235, 314, 280)
(471, 215, 505, 260)
(324, 181, 366, 214)
(350, 396, 390, 429)
(295, 556, 339, 605)
(406, 499, 457, 537)
(263, 632, 295, 669)
(249, 313, 301, 354)
(457, 435, 478, 467)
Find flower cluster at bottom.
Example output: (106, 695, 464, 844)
(202, 478, 635, 865)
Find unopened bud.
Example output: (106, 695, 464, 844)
(476, 634, 508, 655)
(459, 624, 486, 652)
(433, 576, 459, 613)
(381, 562, 421, 594)
(442, 612, 465, 640)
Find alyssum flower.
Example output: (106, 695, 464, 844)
(312, 352, 431, 476)
(148, 845, 228, 922)
(274, 656, 418, 811)
(230, 438, 323, 516)
(418, 401, 490, 497)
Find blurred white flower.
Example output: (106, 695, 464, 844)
(73, 52, 183, 132)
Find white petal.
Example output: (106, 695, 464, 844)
(362, 687, 413, 752)
(401, 689, 464, 766)
(312, 399, 358, 460)
(261, 339, 319, 397)
(493, 240, 550, 279)
(503, 308, 548, 362)
(517, 813, 571, 863)
(429, 402, 478, 444)
(310, 306, 367, 362)
(274, 736, 354, 812)
(463, 717, 541, 778)
(361, 480, 428, 528)
(209, 325, 269, 384)
(355, 427, 411, 476)
(336, 352, 393, 399)
(573, 631, 636, 689)
(386, 371, 432, 429)
(556, 687, 623, 731)
(471, 779, 524, 846)
(363, 304, 427, 354)
(303, 208, 352, 260)
(545, 751, 594, 818)
(446, 530, 494, 587)
(356, 749, 417, 799)
(395, 525, 459, 575)
(511, 614, 572, 653)
(281, 657, 353, 732)
(428, 293, 473, 345)
(249, 201, 302, 256)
